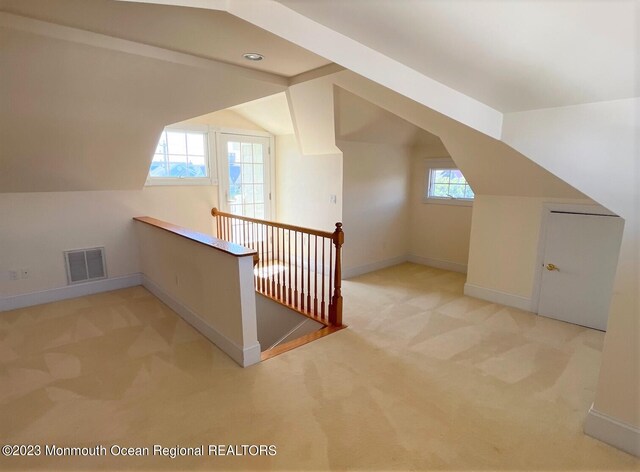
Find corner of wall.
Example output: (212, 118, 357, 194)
(584, 404, 640, 457)
(463, 282, 534, 312)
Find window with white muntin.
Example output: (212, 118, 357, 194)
(147, 125, 216, 186)
(424, 159, 474, 205)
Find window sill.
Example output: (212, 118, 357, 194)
(145, 178, 217, 187)
(423, 198, 473, 207)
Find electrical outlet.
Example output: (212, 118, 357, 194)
(330, 194, 337, 204)
(21, 269, 30, 279)
(8, 270, 18, 281)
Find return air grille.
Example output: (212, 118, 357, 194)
(64, 247, 107, 284)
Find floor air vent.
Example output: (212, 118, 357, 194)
(64, 247, 107, 284)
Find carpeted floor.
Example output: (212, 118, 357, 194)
(0, 262, 638, 470)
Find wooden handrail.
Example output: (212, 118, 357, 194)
(212, 208, 334, 239)
(211, 208, 344, 327)
(134, 216, 256, 257)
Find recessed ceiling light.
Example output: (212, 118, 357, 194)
(243, 52, 264, 61)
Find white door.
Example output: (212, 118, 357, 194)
(218, 133, 272, 219)
(537, 211, 624, 331)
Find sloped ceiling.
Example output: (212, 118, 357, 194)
(0, 20, 286, 192)
(334, 87, 442, 151)
(0, 0, 331, 77)
(326, 75, 586, 199)
(231, 93, 294, 135)
(279, 0, 638, 111)
(117, 0, 503, 139)
(331, 74, 587, 198)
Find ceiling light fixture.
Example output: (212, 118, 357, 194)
(243, 52, 264, 61)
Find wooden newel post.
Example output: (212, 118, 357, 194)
(211, 208, 220, 239)
(329, 222, 344, 326)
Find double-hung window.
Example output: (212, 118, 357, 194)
(424, 159, 474, 205)
(147, 125, 215, 185)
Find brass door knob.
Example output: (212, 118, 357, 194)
(546, 263, 559, 271)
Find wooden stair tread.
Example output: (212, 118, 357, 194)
(261, 325, 346, 361)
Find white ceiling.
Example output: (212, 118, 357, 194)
(279, 0, 639, 112)
(231, 93, 295, 135)
(335, 87, 445, 152)
(0, 24, 286, 192)
(0, 0, 331, 77)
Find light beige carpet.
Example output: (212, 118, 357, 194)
(0, 262, 638, 470)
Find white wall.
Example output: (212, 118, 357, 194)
(136, 221, 259, 366)
(335, 86, 474, 276)
(275, 134, 342, 230)
(0, 18, 285, 193)
(501, 98, 639, 451)
(409, 156, 472, 271)
(339, 140, 411, 275)
(466, 195, 594, 303)
(330, 71, 587, 199)
(0, 186, 217, 298)
(0, 106, 273, 300)
(287, 75, 341, 155)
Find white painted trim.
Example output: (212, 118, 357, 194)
(215, 127, 272, 138)
(0, 12, 286, 86)
(584, 404, 640, 457)
(408, 255, 467, 274)
(289, 63, 346, 85)
(423, 160, 474, 206)
(145, 124, 218, 187)
(423, 198, 473, 207)
(343, 256, 407, 279)
(118, 0, 227, 9)
(141, 275, 261, 367)
(464, 282, 533, 312)
(344, 254, 469, 278)
(0, 274, 143, 312)
(236, 256, 261, 363)
(144, 178, 215, 187)
(542, 202, 618, 216)
(216, 132, 275, 220)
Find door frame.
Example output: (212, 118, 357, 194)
(531, 202, 620, 314)
(215, 128, 276, 220)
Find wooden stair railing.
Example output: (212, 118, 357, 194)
(212, 208, 343, 327)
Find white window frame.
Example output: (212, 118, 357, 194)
(145, 124, 218, 186)
(423, 158, 474, 207)
(216, 128, 276, 220)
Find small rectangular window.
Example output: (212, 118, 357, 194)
(425, 166, 474, 205)
(147, 126, 214, 185)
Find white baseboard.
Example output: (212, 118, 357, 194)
(408, 254, 467, 274)
(464, 282, 533, 312)
(141, 275, 260, 367)
(343, 255, 408, 279)
(0, 273, 143, 312)
(343, 254, 469, 279)
(584, 404, 640, 457)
